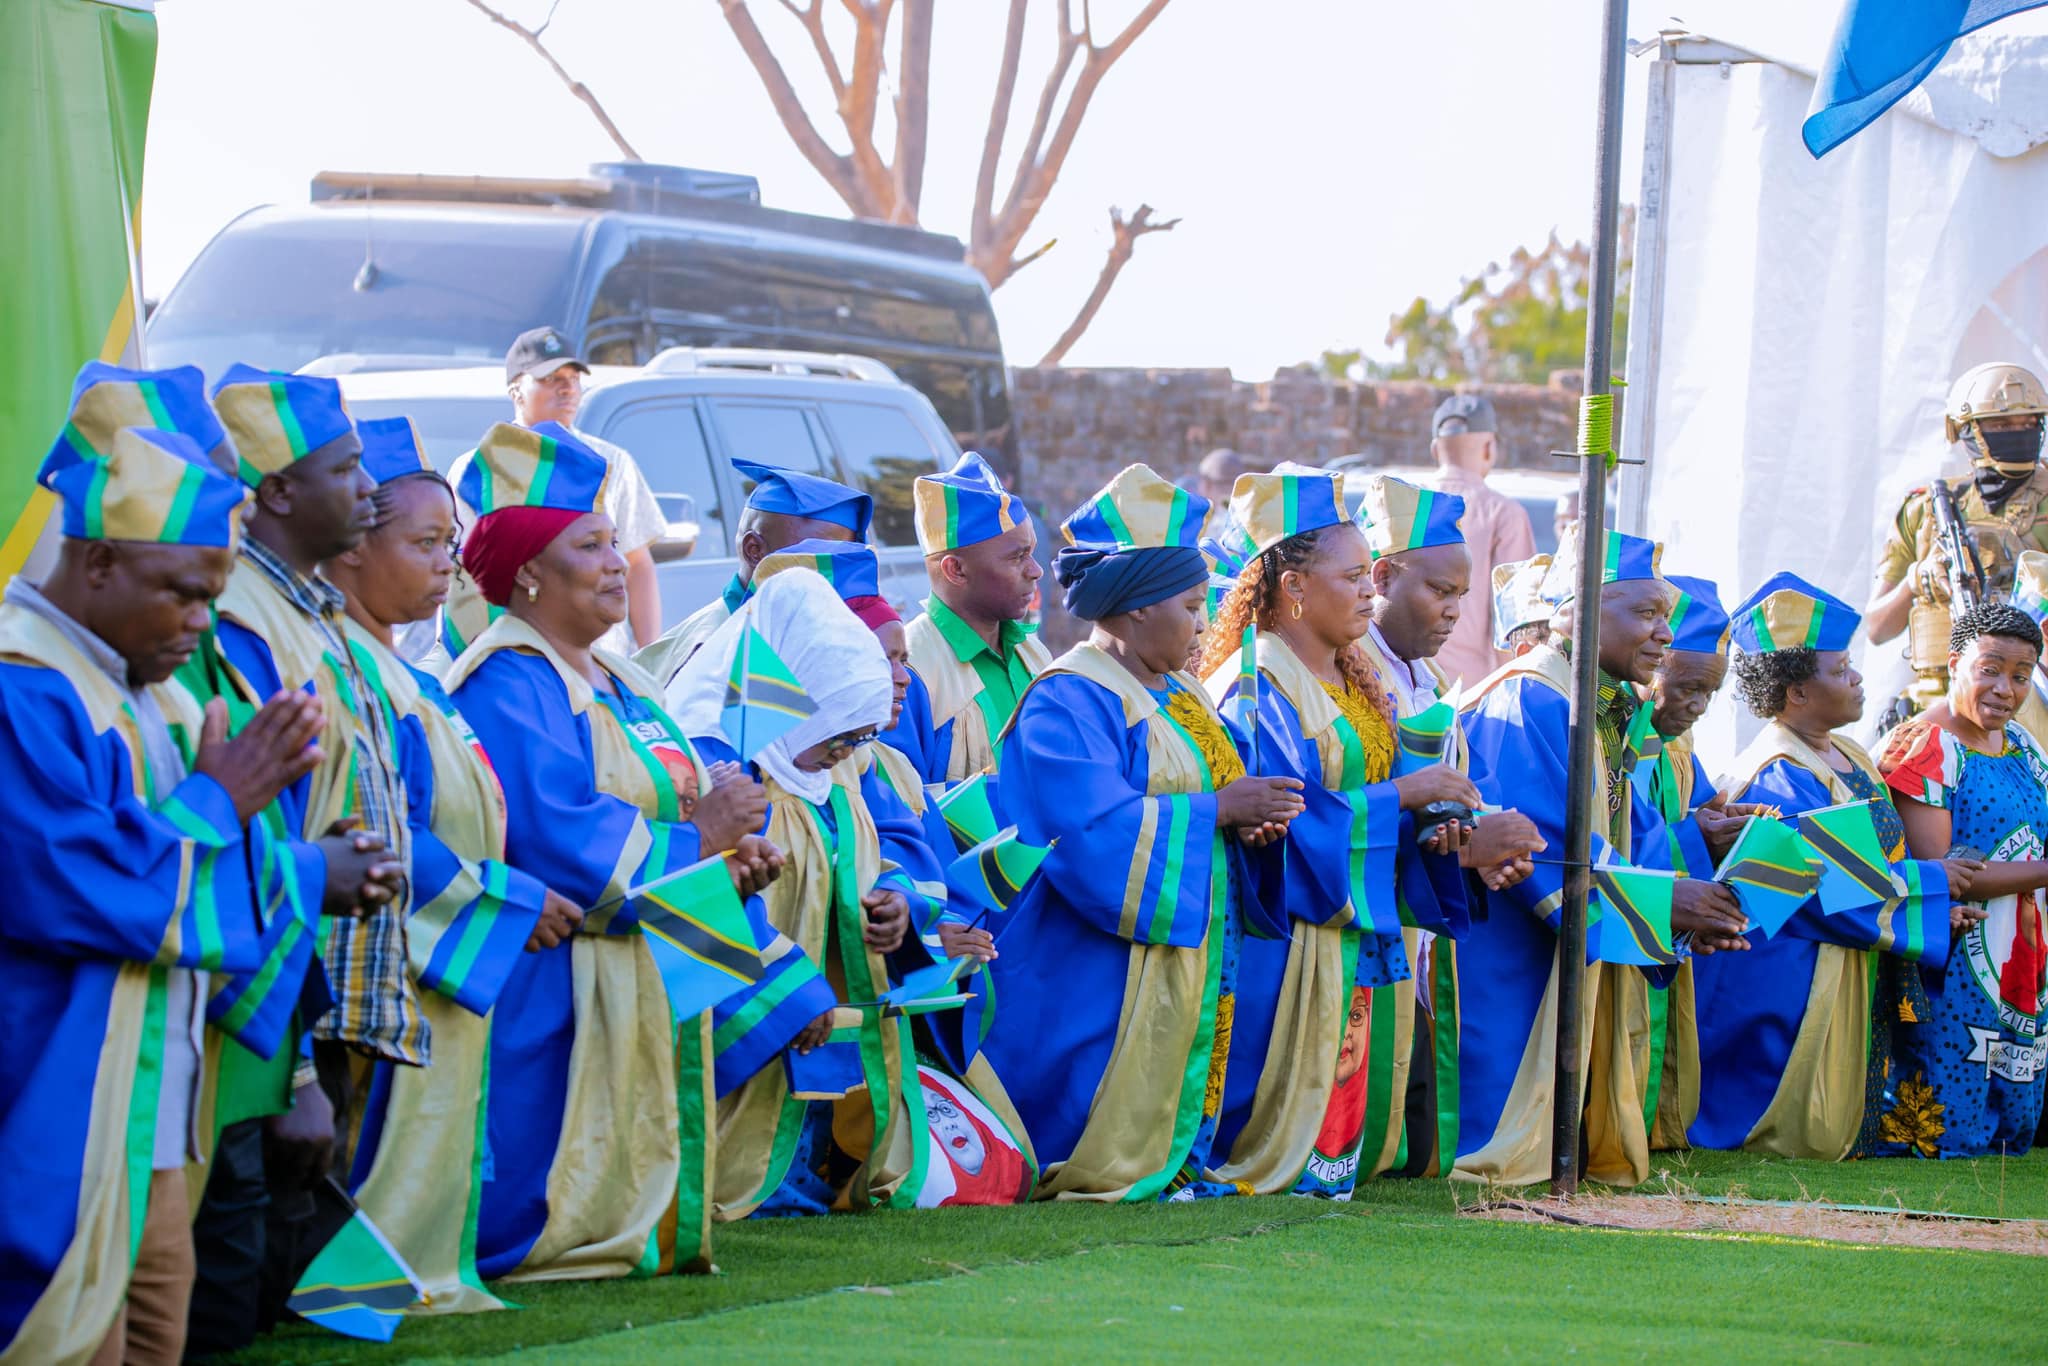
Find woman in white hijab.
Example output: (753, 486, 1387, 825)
(668, 568, 959, 1216)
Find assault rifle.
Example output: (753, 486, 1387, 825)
(1927, 478, 1987, 612)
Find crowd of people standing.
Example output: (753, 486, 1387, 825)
(3, 344, 2045, 1366)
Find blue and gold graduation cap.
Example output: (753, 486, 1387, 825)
(458, 422, 610, 517)
(1062, 463, 1210, 551)
(734, 458, 872, 539)
(1729, 571, 1860, 654)
(914, 451, 1022, 554)
(1228, 467, 1347, 558)
(1355, 474, 1466, 561)
(209, 364, 357, 489)
(42, 361, 232, 481)
(357, 416, 432, 486)
(1665, 574, 1732, 656)
(755, 537, 881, 600)
(43, 427, 249, 549)
(1491, 553, 1557, 649)
(1541, 525, 1664, 605)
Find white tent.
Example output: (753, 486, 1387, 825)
(1618, 24, 2048, 759)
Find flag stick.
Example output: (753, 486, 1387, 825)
(1553, 0, 1631, 1200)
(738, 619, 752, 761)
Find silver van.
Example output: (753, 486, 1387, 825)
(332, 347, 959, 629)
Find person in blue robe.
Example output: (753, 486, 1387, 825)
(0, 422, 325, 1364)
(446, 423, 782, 1279)
(1455, 528, 1754, 1188)
(976, 465, 1309, 1201)
(1696, 574, 1962, 1159)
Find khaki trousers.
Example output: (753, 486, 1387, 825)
(90, 1169, 193, 1366)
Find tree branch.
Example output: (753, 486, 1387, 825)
(982, 0, 1174, 286)
(718, 0, 871, 213)
(1036, 203, 1177, 366)
(892, 0, 934, 219)
(837, 0, 899, 216)
(972, 0, 1031, 249)
(776, 0, 848, 105)
(460, 0, 642, 160)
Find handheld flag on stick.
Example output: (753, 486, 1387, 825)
(1589, 864, 1680, 967)
(855, 955, 981, 1016)
(1625, 699, 1664, 767)
(1714, 817, 1823, 938)
(1798, 800, 1901, 913)
(723, 622, 816, 762)
(1232, 622, 1259, 774)
(946, 826, 1053, 927)
(288, 1181, 424, 1342)
(1395, 683, 1461, 775)
(784, 1025, 865, 1098)
(932, 770, 1001, 854)
(635, 853, 765, 1021)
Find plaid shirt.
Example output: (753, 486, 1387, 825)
(239, 539, 427, 1065)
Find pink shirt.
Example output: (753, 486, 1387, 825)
(1428, 466, 1536, 690)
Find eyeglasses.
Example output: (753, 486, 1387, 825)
(821, 728, 881, 759)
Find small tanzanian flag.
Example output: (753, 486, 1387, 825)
(1590, 864, 1680, 967)
(722, 623, 816, 761)
(287, 1188, 424, 1341)
(1798, 800, 1900, 913)
(1715, 816, 1822, 937)
(848, 957, 979, 1018)
(634, 853, 765, 1021)
(1394, 685, 1460, 775)
(932, 770, 1000, 853)
(1624, 698, 1664, 766)
(785, 1025, 865, 1098)
(946, 825, 1052, 925)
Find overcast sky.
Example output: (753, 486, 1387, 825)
(141, 1, 1846, 377)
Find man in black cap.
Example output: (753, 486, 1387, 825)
(1426, 392, 1534, 688)
(440, 327, 668, 656)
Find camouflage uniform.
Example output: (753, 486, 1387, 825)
(1875, 466, 2048, 711)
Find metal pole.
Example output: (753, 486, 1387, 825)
(1552, 0, 1631, 1198)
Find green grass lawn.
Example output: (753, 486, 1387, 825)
(229, 1151, 2045, 1364)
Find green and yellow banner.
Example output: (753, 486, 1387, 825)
(2, 0, 157, 583)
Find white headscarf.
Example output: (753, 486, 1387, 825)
(666, 567, 894, 805)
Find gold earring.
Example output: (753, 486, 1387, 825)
(1291, 598, 1303, 620)
(526, 583, 539, 603)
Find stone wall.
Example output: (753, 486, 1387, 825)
(1010, 364, 1584, 519)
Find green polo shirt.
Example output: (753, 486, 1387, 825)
(925, 595, 1037, 735)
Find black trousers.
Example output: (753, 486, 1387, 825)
(1391, 998, 1439, 1179)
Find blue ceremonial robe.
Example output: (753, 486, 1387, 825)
(1455, 649, 1694, 1188)
(1691, 726, 1950, 1158)
(980, 645, 1244, 1202)
(0, 610, 263, 1362)
(1204, 635, 1466, 1196)
(448, 616, 721, 1279)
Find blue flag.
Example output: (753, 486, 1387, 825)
(288, 1186, 423, 1342)
(632, 853, 766, 1021)
(1804, 1, 2048, 157)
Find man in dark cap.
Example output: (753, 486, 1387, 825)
(1427, 392, 1535, 689)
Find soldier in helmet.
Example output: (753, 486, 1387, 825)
(1866, 362, 2048, 719)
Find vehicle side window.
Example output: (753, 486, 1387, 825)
(818, 400, 943, 548)
(710, 402, 829, 473)
(598, 400, 727, 556)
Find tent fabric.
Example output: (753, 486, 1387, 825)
(1630, 46, 2048, 757)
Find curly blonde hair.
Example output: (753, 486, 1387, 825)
(1196, 526, 1393, 727)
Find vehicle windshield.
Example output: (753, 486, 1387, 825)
(342, 394, 511, 474)
(147, 209, 579, 382)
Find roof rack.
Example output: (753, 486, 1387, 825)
(297, 352, 488, 376)
(308, 163, 970, 265)
(642, 347, 902, 384)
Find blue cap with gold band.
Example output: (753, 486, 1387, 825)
(734, 458, 872, 539)
(1541, 524, 1664, 605)
(1228, 466, 1347, 558)
(358, 416, 434, 486)
(753, 537, 881, 600)
(209, 363, 357, 488)
(1728, 572, 1860, 654)
(1057, 464, 1212, 621)
(1355, 473, 1466, 561)
(1665, 575, 1732, 656)
(42, 427, 248, 549)
(459, 421, 611, 516)
(42, 362, 233, 481)
(914, 451, 1023, 554)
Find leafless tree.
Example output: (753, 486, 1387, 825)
(462, 0, 1179, 363)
